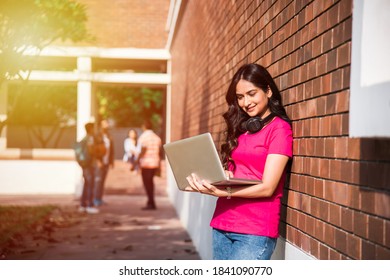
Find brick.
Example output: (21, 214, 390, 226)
(349, 185, 361, 209)
(328, 160, 343, 182)
(312, 35, 322, 58)
(315, 219, 325, 242)
(376, 245, 390, 260)
(310, 238, 320, 259)
(329, 248, 343, 260)
(319, 199, 330, 221)
(315, 138, 325, 157)
(319, 243, 329, 260)
(335, 228, 347, 255)
(76, 0, 170, 48)
(385, 220, 390, 247)
(340, 160, 354, 184)
(374, 192, 390, 219)
(360, 188, 377, 214)
(286, 225, 295, 243)
(342, 66, 351, 88)
(310, 118, 320, 137)
(322, 73, 332, 95)
(339, 0, 353, 21)
(301, 233, 311, 253)
(347, 138, 361, 160)
(314, 178, 325, 198)
(368, 216, 384, 245)
(322, 30, 333, 53)
(301, 193, 311, 213)
(335, 89, 349, 112)
(306, 215, 316, 236)
(327, 49, 338, 72)
(341, 113, 349, 135)
(310, 157, 321, 177)
(337, 42, 351, 67)
(306, 176, 316, 196)
(324, 223, 336, 248)
(326, 93, 337, 114)
(346, 234, 361, 259)
(328, 3, 339, 28)
(340, 206, 354, 232)
(331, 69, 343, 92)
(362, 240, 376, 260)
(298, 210, 306, 231)
(324, 137, 335, 158)
(319, 158, 330, 178)
(354, 211, 369, 238)
(329, 203, 341, 226)
(334, 137, 348, 158)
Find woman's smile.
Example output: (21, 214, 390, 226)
(236, 79, 271, 117)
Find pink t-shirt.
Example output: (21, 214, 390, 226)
(210, 117, 293, 238)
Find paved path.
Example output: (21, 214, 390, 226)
(0, 160, 200, 260)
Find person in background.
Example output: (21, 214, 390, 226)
(94, 119, 114, 207)
(123, 128, 139, 173)
(79, 122, 99, 214)
(137, 119, 162, 210)
(185, 63, 293, 260)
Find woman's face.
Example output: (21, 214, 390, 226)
(129, 130, 136, 138)
(236, 79, 272, 118)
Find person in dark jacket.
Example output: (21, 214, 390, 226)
(94, 119, 115, 206)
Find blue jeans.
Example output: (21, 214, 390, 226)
(94, 164, 109, 205)
(81, 166, 95, 207)
(212, 228, 277, 260)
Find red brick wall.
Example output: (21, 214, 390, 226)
(170, 0, 390, 259)
(66, 0, 170, 48)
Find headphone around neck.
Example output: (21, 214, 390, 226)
(240, 113, 276, 134)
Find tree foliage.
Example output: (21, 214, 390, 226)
(0, 0, 92, 147)
(0, 0, 92, 84)
(98, 87, 164, 129)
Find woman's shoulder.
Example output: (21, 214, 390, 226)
(271, 116, 292, 130)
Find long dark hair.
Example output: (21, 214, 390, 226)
(221, 63, 291, 170)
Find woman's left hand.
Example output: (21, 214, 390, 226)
(185, 173, 222, 197)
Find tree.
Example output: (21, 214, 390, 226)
(0, 0, 93, 144)
(0, 0, 92, 84)
(7, 84, 77, 148)
(98, 87, 164, 130)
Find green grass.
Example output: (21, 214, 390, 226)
(0, 205, 57, 246)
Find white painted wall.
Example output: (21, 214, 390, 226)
(167, 169, 215, 260)
(350, 0, 390, 137)
(0, 160, 82, 195)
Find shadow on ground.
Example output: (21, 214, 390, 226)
(0, 161, 200, 260)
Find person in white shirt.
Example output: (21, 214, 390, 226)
(123, 129, 139, 172)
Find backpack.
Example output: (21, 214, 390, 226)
(93, 134, 107, 159)
(74, 137, 92, 168)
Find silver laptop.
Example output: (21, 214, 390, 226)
(163, 133, 262, 190)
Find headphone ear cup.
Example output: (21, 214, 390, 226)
(240, 113, 276, 134)
(245, 117, 263, 133)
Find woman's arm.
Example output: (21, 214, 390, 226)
(185, 154, 290, 198)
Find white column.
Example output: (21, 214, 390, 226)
(76, 57, 93, 141)
(77, 81, 93, 141)
(0, 82, 7, 149)
(165, 59, 172, 144)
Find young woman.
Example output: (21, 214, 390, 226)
(185, 63, 293, 260)
(123, 129, 139, 172)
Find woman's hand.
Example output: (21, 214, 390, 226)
(185, 173, 225, 197)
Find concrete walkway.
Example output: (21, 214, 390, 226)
(0, 160, 200, 260)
